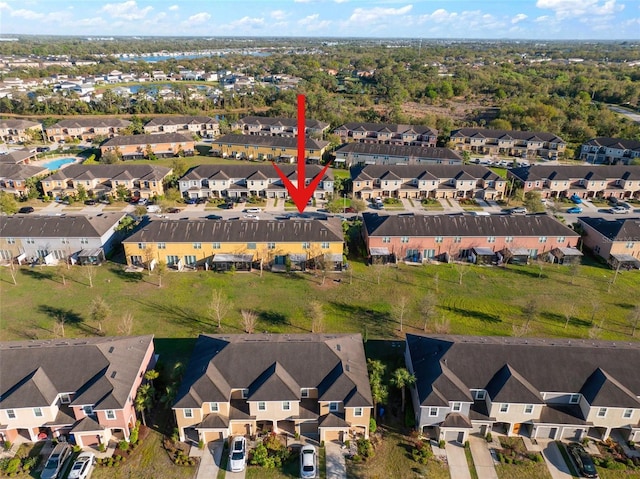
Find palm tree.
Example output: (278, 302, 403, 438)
(134, 383, 154, 427)
(367, 359, 388, 420)
(144, 369, 159, 388)
(391, 368, 416, 413)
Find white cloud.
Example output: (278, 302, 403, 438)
(335, 0, 349, 3)
(535, 15, 550, 22)
(187, 12, 211, 24)
(298, 13, 331, 30)
(536, 0, 623, 19)
(0, 2, 9, 10)
(100, 1, 153, 21)
(168, 4, 179, 11)
(511, 13, 528, 24)
(271, 10, 288, 20)
(10, 8, 44, 19)
(294, 0, 312, 3)
(347, 4, 413, 25)
(229, 16, 266, 28)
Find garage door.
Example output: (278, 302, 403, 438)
(323, 430, 342, 442)
(536, 427, 557, 439)
(202, 431, 223, 442)
(561, 428, 583, 441)
(443, 430, 460, 442)
(78, 434, 99, 447)
(299, 422, 318, 434)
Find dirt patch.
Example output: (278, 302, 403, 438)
(373, 99, 498, 124)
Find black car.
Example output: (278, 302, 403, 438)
(196, 197, 207, 204)
(18, 206, 34, 214)
(567, 443, 598, 478)
(84, 199, 96, 206)
(221, 202, 234, 209)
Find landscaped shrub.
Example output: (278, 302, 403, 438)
(438, 439, 445, 449)
(118, 440, 129, 452)
(485, 432, 492, 442)
(412, 440, 433, 464)
(356, 438, 374, 459)
(369, 418, 377, 435)
(3, 458, 20, 474)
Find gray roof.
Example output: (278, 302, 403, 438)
(451, 127, 564, 143)
(233, 116, 329, 130)
(102, 132, 192, 147)
(363, 213, 578, 239)
(583, 137, 640, 151)
(174, 334, 372, 409)
(0, 119, 41, 130)
(0, 213, 126, 239)
(352, 164, 498, 182)
(579, 217, 640, 241)
(0, 149, 38, 164)
(48, 118, 131, 129)
(510, 165, 640, 182)
(0, 336, 154, 410)
(124, 218, 344, 244)
(0, 164, 47, 180)
(181, 164, 333, 182)
(144, 116, 217, 127)
(407, 334, 640, 409)
(215, 133, 329, 150)
(45, 164, 171, 182)
(338, 143, 462, 161)
(335, 122, 437, 137)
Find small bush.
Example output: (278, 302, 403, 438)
(129, 426, 139, 445)
(3, 441, 11, 451)
(438, 440, 445, 449)
(73, 445, 82, 453)
(4, 458, 20, 474)
(198, 440, 204, 450)
(118, 440, 129, 452)
(356, 439, 374, 459)
(369, 418, 377, 435)
(485, 432, 492, 442)
(98, 443, 106, 453)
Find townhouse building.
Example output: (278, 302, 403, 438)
(179, 164, 334, 200)
(212, 134, 329, 163)
(42, 164, 171, 200)
(231, 116, 329, 138)
(0, 149, 39, 165)
(362, 213, 580, 264)
(580, 137, 640, 165)
(173, 334, 373, 444)
(122, 217, 345, 272)
(0, 164, 47, 197)
(406, 334, 640, 443)
(0, 336, 155, 447)
(509, 165, 640, 200)
(45, 118, 131, 143)
(335, 143, 462, 168)
(100, 132, 195, 160)
(450, 128, 566, 160)
(352, 165, 506, 200)
(143, 116, 220, 138)
(334, 122, 438, 147)
(579, 217, 640, 269)
(0, 119, 43, 143)
(0, 212, 127, 265)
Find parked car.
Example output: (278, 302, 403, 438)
(147, 205, 161, 213)
(570, 194, 583, 204)
(137, 198, 148, 206)
(17, 206, 34, 214)
(244, 207, 262, 213)
(229, 436, 246, 473)
(185, 198, 197, 205)
(221, 202, 234, 209)
(167, 207, 182, 214)
(84, 199, 96, 206)
(41, 443, 72, 479)
(300, 445, 317, 478)
(68, 452, 96, 479)
(567, 443, 598, 478)
(243, 214, 259, 220)
(608, 206, 629, 214)
(510, 207, 527, 215)
(196, 197, 208, 204)
(566, 207, 583, 214)
(205, 214, 222, 220)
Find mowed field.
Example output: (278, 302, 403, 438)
(1, 257, 638, 343)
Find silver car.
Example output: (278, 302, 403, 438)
(229, 436, 246, 472)
(41, 443, 72, 479)
(300, 445, 317, 478)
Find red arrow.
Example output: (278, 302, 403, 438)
(272, 94, 331, 213)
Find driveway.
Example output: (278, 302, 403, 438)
(538, 440, 573, 479)
(468, 435, 498, 479)
(325, 441, 346, 479)
(445, 442, 472, 479)
(195, 440, 222, 479)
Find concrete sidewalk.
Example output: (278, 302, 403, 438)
(469, 436, 498, 479)
(445, 442, 472, 479)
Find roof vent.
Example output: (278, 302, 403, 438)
(345, 364, 350, 372)
(336, 344, 341, 352)
(110, 371, 117, 379)
(108, 346, 115, 353)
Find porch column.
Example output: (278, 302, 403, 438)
(272, 421, 278, 434)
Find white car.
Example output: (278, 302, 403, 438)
(229, 436, 246, 472)
(300, 445, 317, 478)
(243, 214, 259, 220)
(68, 452, 96, 479)
(609, 206, 629, 214)
(244, 207, 262, 213)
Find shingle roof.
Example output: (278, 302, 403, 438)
(335, 122, 437, 137)
(407, 334, 640, 410)
(0, 164, 47, 180)
(362, 213, 578, 239)
(451, 127, 564, 143)
(144, 116, 217, 127)
(48, 118, 131, 129)
(0, 212, 126, 239)
(584, 137, 640, 151)
(337, 143, 462, 161)
(123, 218, 344, 244)
(579, 217, 640, 241)
(102, 132, 192, 147)
(174, 334, 372, 409)
(485, 364, 544, 404)
(0, 336, 154, 410)
(215, 133, 329, 150)
(352, 164, 498, 182)
(0, 119, 41, 130)
(233, 116, 329, 130)
(510, 165, 640, 182)
(45, 164, 171, 182)
(0, 149, 38, 164)
(580, 368, 640, 408)
(181, 164, 333, 182)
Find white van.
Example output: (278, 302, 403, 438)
(147, 205, 161, 213)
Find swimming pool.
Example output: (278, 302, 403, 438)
(42, 157, 76, 170)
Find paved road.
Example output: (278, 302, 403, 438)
(608, 104, 640, 124)
(469, 436, 498, 479)
(445, 442, 472, 479)
(538, 440, 574, 479)
(325, 442, 347, 479)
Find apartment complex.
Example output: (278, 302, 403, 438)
(334, 122, 437, 147)
(230, 116, 330, 138)
(45, 118, 132, 143)
(211, 134, 329, 162)
(0, 119, 43, 143)
(579, 217, 640, 269)
(143, 116, 219, 138)
(580, 137, 640, 165)
(334, 143, 462, 167)
(0, 164, 47, 197)
(450, 128, 566, 160)
(100, 132, 195, 160)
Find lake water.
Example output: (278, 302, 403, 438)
(43, 157, 76, 170)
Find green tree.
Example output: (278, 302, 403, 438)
(89, 296, 111, 333)
(115, 184, 129, 202)
(134, 383, 155, 427)
(100, 150, 120, 164)
(0, 191, 18, 214)
(350, 198, 367, 216)
(391, 368, 416, 413)
(115, 215, 136, 233)
(155, 260, 167, 288)
(76, 184, 88, 202)
(170, 157, 187, 178)
(523, 191, 545, 213)
(367, 359, 388, 420)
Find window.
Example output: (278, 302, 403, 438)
(138, 243, 146, 249)
(166, 255, 179, 265)
(627, 242, 635, 249)
(302, 242, 310, 249)
(597, 407, 607, 418)
(382, 237, 390, 243)
(247, 242, 256, 250)
(26, 238, 34, 244)
(435, 236, 443, 243)
(623, 409, 633, 419)
(451, 402, 462, 412)
(83, 405, 94, 416)
(33, 407, 43, 417)
(557, 236, 565, 243)
(184, 409, 193, 418)
(329, 402, 339, 412)
(193, 243, 202, 249)
(321, 242, 330, 249)
(282, 401, 291, 411)
(569, 394, 580, 404)
(106, 410, 116, 420)
(80, 238, 89, 245)
(158, 242, 166, 249)
(499, 404, 509, 413)
(354, 407, 363, 417)
(7, 238, 15, 244)
(505, 236, 513, 243)
(524, 404, 534, 414)
(184, 255, 196, 266)
(475, 390, 486, 400)
(539, 236, 547, 243)
(210, 402, 219, 412)
(487, 236, 496, 243)
(401, 236, 409, 243)
(453, 236, 461, 243)
(60, 393, 71, 404)
(61, 238, 69, 244)
(6, 409, 15, 419)
(258, 402, 266, 411)
(268, 242, 276, 250)
(301, 388, 310, 398)
(212, 242, 220, 249)
(429, 407, 438, 417)
(241, 389, 249, 399)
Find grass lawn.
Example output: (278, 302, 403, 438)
(597, 468, 640, 478)
(124, 154, 251, 169)
(496, 462, 553, 479)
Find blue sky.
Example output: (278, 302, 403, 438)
(1, 0, 639, 39)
